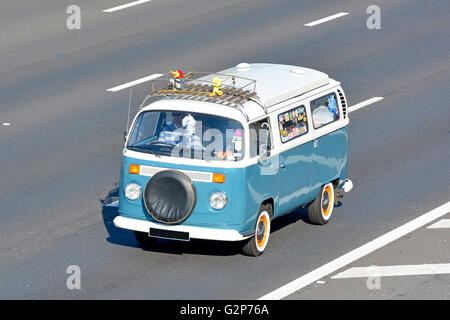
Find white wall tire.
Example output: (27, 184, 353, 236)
(307, 182, 335, 225)
(242, 205, 272, 256)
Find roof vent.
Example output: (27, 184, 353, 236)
(290, 68, 305, 76)
(236, 63, 251, 71)
(337, 89, 347, 119)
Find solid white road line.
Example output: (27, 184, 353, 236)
(427, 219, 450, 229)
(106, 73, 164, 92)
(332, 263, 450, 279)
(103, 0, 152, 13)
(2, 123, 11, 126)
(304, 12, 349, 27)
(348, 97, 384, 113)
(258, 201, 450, 300)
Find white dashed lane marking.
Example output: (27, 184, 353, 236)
(304, 12, 349, 27)
(348, 97, 384, 113)
(427, 219, 450, 229)
(103, 0, 153, 13)
(331, 263, 450, 279)
(106, 73, 164, 92)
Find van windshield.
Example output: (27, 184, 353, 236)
(127, 111, 245, 161)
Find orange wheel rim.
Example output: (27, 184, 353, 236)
(322, 186, 332, 217)
(256, 215, 268, 248)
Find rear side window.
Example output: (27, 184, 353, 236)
(278, 105, 308, 143)
(310, 92, 340, 129)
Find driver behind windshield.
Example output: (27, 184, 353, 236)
(161, 112, 185, 132)
(158, 112, 202, 149)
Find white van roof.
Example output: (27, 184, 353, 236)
(144, 63, 338, 122)
(194, 63, 336, 120)
(215, 63, 330, 107)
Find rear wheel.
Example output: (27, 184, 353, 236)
(307, 182, 335, 225)
(242, 204, 272, 257)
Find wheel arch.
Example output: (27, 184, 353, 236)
(261, 198, 274, 219)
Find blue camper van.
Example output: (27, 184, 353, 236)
(113, 63, 353, 256)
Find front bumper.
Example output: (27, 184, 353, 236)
(113, 216, 252, 242)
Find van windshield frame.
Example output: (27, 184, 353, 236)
(127, 110, 246, 162)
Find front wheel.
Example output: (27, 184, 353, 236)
(242, 204, 272, 257)
(307, 182, 335, 225)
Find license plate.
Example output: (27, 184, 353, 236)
(149, 228, 190, 241)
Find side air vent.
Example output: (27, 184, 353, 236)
(337, 89, 347, 119)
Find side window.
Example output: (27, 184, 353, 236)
(310, 92, 340, 129)
(249, 118, 272, 158)
(278, 105, 308, 143)
(128, 111, 160, 145)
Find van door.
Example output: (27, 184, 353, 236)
(310, 92, 348, 194)
(245, 118, 278, 218)
(276, 104, 313, 215)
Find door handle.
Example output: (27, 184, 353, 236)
(279, 156, 287, 169)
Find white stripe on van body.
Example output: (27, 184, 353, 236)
(126, 86, 349, 168)
(123, 119, 349, 169)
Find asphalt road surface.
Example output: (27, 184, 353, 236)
(0, 0, 449, 300)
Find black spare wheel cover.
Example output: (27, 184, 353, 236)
(143, 170, 196, 224)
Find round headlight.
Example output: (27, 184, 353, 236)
(209, 192, 227, 210)
(125, 183, 141, 200)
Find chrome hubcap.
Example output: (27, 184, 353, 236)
(257, 221, 265, 242)
(322, 191, 330, 211)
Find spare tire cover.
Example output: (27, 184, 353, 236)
(143, 170, 196, 224)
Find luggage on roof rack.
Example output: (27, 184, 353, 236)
(151, 71, 258, 99)
(141, 71, 267, 120)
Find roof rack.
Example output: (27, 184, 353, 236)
(142, 71, 267, 120)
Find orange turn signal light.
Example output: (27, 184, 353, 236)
(129, 165, 140, 174)
(212, 173, 225, 184)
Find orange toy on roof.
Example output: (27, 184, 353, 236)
(169, 69, 185, 90)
